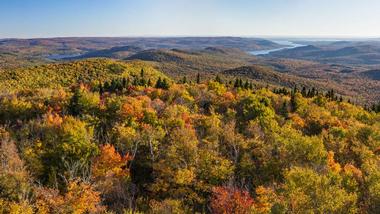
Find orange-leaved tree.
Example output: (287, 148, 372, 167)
(92, 144, 132, 212)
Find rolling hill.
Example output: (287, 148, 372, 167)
(1, 37, 380, 104)
(222, 65, 355, 96)
(124, 47, 380, 103)
(1, 40, 380, 213)
(0, 37, 283, 70)
(0, 59, 168, 91)
(66, 46, 143, 60)
(125, 47, 256, 78)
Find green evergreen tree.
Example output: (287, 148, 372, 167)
(293, 85, 298, 94)
(215, 75, 222, 83)
(280, 101, 289, 118)
(290, 92, 298, 112)
(122, 77, 127, 88)
(103, 81, 110, 92)
(327, 89, 335, 100)
(140, 78, 147, 86)
(99, 83, 104, 95)
(133, 77, 139, 86)
(234, 79, 240, 88)
(140, 68, 145, 78)
(311, 87, 316, 97)
(155, 77, 162, 89)
(161, 78, 170, 89)
(116, 80, 123, 91)
(68, 88, 82, 116)
(244, 80, 249, 89)
(301, 86, 307, 97)
(376, 102, 380, 113)
(110, 79, 117, 92)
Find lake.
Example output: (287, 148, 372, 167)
(249, 40, 306, 56)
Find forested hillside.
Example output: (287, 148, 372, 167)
(0, 62, 380, 213)
(124, 47, 380, 104)
(0, 59, 168, 91)
(0, 37, 282, 70)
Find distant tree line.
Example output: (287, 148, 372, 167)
(370, 102, 380, 113)
(179, 74, 256, 90)
(95, 72, 378, 114)
(96, 69, 170, 94)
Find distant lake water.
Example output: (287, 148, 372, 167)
(249, 40, 306, 56)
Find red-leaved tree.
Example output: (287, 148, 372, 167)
(211, 186, 254, 214)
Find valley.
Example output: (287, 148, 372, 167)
(1, 36, 380, 213)
(1, 37, 379, 105)
(2, 0, 380, 213)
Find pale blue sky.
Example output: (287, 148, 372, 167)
(1, 0, 380, 38)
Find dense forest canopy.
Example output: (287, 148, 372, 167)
(0, 58, 379, 213)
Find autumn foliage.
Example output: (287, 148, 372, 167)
(211, 186, 254, 214)
(92, 144, 131, 179)
(0, 72, 379, 213)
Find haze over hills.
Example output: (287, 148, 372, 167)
(119, 45, 379, 103)
(1, 36, 379, 104)
(0, 37, 283, 70)
(2, 0, 380, 212)
(66, 46, 144, 60)
(1, 36, 380, 213)
(269, 40, 380, 65)
(0, 37, 282, 55)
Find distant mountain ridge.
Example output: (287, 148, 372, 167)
(125, 47, 248, 63)
(270, 42, 380, 65)
(0, 36, 283, 70)
(0, 37, 283, 54)
(126, 49, 185, 63)
(67, 45, 143, 59)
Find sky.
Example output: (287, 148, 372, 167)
(1, 0, 380, 38)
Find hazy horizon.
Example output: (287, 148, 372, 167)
(1, 35, 380, 41)
(1, 0, 380, 39)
